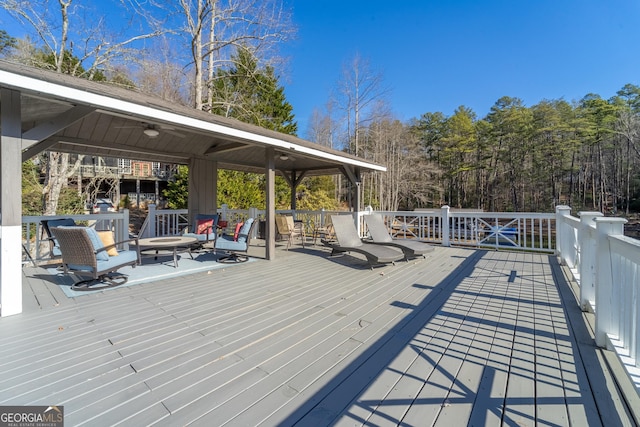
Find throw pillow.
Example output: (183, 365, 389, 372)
(81, 227, 110, 261)
(97, 231, 119, 256)
(233, 222, 244, 241)
(196, 219, 213, 235)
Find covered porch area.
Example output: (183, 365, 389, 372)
(7, 244, 639, 426)
(0, 60, 384, 316)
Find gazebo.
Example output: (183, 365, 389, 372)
(0, 60, 385, 316)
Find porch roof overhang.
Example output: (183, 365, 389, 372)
(0, 60, 386, 175)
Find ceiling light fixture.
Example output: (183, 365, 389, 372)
(143, 128, 160, 138)
(279, 154, 289, 161)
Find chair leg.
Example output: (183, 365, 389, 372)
(71, 273, 128, 291)
(217, 252, 249, 263)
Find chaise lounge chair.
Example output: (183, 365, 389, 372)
(363, 214, 434, 260)
(323, 215, 404, 269)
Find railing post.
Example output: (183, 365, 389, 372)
(147, 204, 156, 238)
(578, 211, 603, 311)
(594, 217, 628, 348)
(248, 207, 258, 238)
(221, 204, 228, 221)
(441, 205, 451, 247)
(121, 208, 130, 249)
(555, 205, 571, 260)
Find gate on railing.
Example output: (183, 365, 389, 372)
(358, 207, 555, 252)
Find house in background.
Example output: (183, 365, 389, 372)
(72, 155, 177, 209)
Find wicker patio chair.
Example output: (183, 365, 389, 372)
(51, 226, 140, 291)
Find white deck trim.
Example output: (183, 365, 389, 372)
(0, 70, 386, 172)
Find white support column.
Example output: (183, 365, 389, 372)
(594, 217, 627, 348)
(555, 205, 572, 260)
(441, 205, 451, 247)
(120, 208, 130, 249)
(1, 88, 23, 316)
(265, 148, 276, 260)
(578, 211, 603, 311)
(145, 204, 157, 238)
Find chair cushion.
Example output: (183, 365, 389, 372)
(196, 218, 214, 234)
(236, 218, 254, 243)
(84, 228, 110, 261)
(98, 250, 138, 271)
(97, 231, 118, 256)
(68, 249, 137, 273)
(233, 222, 243, 241)
(215, 235, 246, 251)
(192, 214, 219, 233)
(183, 232, 215, 242)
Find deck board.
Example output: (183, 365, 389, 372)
(4, 244, 637, 426)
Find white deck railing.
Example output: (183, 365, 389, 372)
(139, 206, 556, 253)
(21, 204, 639, 396)
(555, 206, 640, 397)
(356, 207, 556, 252)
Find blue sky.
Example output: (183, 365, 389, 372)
(2, 0, 639, 138)
(283, 0, 640, 136)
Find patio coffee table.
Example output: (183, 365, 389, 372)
(135, 236, 198, 268)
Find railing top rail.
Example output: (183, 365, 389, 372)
(609, 234, 640, 264)
(560, 214, 581, 225)
(450, 211, 555, 219)
(152, 208, 188, 214)
(23, 212, 126, 221)
(371, 210, 555, 219)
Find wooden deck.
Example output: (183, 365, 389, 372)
(3, 243, 639, 426)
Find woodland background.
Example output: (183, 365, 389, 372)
(3, 0, 640, 216)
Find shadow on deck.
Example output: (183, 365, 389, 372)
(6, 242, 640, 426)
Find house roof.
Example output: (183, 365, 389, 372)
(0, 60, 386, 176)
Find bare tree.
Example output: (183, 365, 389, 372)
(334, 53, 389, 156)
(1, 0, 163, 76)
(615, 109, 640, 214)
(306, 104, 339, 149)
(134, 36, 190, 105)
(175, 0, 295, 111)
(1, 0, 165, 214)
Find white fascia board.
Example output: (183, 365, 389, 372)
(0, 70, 387, 172)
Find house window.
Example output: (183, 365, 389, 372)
(118, 159, 131, 175)
(133, 162, 151, 177)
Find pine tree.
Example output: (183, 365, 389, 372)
(210, 46, 297, 135)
